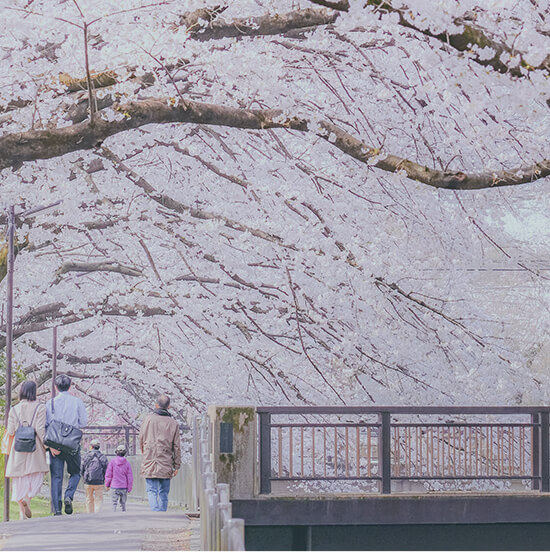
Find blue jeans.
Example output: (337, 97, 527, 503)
(145, 478, 170, 511)
(49, 450, 81, 514)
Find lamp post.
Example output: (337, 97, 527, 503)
(2, 200, 62, 521)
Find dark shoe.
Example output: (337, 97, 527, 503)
(53, 511, 62, 516)
(64, 497, 73, 515)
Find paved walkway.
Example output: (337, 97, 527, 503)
(0, 503, 200, 551)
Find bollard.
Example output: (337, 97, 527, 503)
(214, 485, 229, 550)
(191, 417, 200, 511)
(203, 488, 216, 550)
(208, 490, 219, 550)
(216, 483, 230, 504)
(204, 470, 215, 491)
(226, 518, 245, 551)
(218, 502, 232, 551)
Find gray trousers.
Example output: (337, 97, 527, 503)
(111, 488, 128, 511)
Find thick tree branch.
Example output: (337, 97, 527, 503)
(1, 97, 548, 189)
(187, 8, 338, 41)
(0, 301, 171, 349)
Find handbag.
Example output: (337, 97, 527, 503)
(14, 404, 40, 452)
(44, 397, 83, 456)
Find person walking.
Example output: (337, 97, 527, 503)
(105, 444, 133, 512)
(81, 439, 108, 513)
(46, 374, 87, 515)
(5, 381, 48, 520)
(138, 394, 181, 511)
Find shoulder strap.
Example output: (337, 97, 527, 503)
(28, 403, 40, 426)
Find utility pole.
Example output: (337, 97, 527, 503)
(52, 326, 57, 399)
(2, 200, 61, 522)
(3, 205, 15, 522)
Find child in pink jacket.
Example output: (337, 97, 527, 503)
(105, 444, 133, 512)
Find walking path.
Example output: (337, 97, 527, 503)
(0, 502, 200, 551)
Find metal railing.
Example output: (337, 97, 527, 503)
(192, 416, 245, 551)
(82, 425, 138, 456)
(258, 407, 550, 494)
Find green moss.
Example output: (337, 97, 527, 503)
(221, 407, 255, 432)
(219, 453, 236, 466)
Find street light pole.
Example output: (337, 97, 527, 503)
(3, 205, 15, 522)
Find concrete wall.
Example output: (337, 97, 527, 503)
(207, 405, 257, 499)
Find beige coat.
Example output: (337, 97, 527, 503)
(6, 400, 48, 477)
(139, 412, 181, 479)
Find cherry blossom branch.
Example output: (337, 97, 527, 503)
(0, 7, 337, 127)
(374, 277, 486, 347)
(99, 146, 296, 248)
(286, 266, 345, 404)
(366, 0, 550, 78)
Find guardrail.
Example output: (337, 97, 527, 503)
(258, 406, 550, 494)
(193, 415, 245, 551)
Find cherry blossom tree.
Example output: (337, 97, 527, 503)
(0, 0, 549, 425)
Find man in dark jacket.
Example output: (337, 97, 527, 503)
(81, 438, 109, 513)
(138, 394, 181, 511)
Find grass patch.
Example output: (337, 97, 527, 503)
(0, 487, 52, 521)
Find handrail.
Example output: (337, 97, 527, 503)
(258, 406, 550, 414)
(258, 407, 550, 495)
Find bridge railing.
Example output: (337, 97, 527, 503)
(257, 407, 550, 494)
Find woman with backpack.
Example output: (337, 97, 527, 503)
(5, 381, 48, 519)
(80, 439, 109, 513)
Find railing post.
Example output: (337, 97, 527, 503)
(540, 411, 549, 492)
(379, 411, 391, 494)
(532, 413, 540, 490)
(124, 426, 130, 454)
(259, 411, 272, 494)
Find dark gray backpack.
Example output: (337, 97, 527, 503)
(84, 451, 107, 483)
(14, 404, 40, 453)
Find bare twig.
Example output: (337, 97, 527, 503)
(286, 266, 345, 404)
